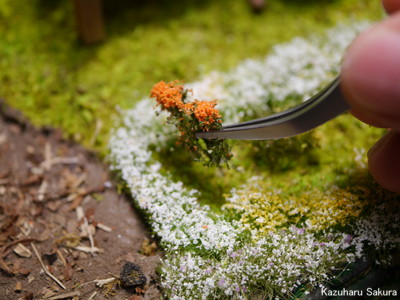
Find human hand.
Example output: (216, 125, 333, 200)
(341, 0, 400, 193)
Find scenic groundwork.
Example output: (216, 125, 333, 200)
(109, 21, 400, 299)
(1, 1, 398, 299)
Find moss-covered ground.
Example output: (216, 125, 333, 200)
(3, 2, 399, 297)
(1, 0, 382, 153)
(1, 0, 390, 209)
(156, 114, 386, 210)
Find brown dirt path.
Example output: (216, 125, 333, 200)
(0, 100, 161, 300)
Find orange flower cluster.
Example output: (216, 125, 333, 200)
(150, 80, 232, 167)
(193, 100, 222, 127)
(150, 81, 222, 130)
(150, 81, 184, 109)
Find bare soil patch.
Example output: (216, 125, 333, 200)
(0, 100, 161, 300)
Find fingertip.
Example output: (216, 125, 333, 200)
(341, 15, 400, 130)
(368, 130, 400, 193)
(382, 0, 400, 14)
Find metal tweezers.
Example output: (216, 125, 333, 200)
(196, 76, 349, 140)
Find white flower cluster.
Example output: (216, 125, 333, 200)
(162, 227, 353, 300)
(109, 21, 400, 299)
(186, 22, 370, 124)
(352, 202, 400, 262)
(111, 103, 241, 252)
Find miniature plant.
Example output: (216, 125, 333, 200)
(150, 80, 232, 167)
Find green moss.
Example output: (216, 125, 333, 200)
(0, 0, 388, 207)
(155, 112, 386, 207)
(0, 0, 382, 154)
(153, 141, 245, 211)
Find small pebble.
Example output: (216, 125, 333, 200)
(120, 262, 146, 287)
(104, 181, 112, 188)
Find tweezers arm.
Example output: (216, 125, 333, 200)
(196, 76, 350, 140)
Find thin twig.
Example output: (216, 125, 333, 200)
(74, 245, 104, 254)
(56, 249, 67, 267)
(71, 173, 87, 189)
(0, 132, 7, 145)
(76, 206, 96, 257)
(107, 272, 120, 279)
(42, 142, 52, 171)
(84, 217, 95, 257)
(79, 274, 117, 288)
(31, 243, 66, 290)
(40, 291, 80, 300)
(94, 277, 116, 287)
(96, 223, 112, 233)
(51, 157, 80, 165)
(87, 291, 97, 300)
(37, 180, 48, 201)
(89, 119, 103, 147)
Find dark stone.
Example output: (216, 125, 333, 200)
(120, 262, 146, 287)
(42, 251, 58, 265)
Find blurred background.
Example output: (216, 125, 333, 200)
(0, 0, 381, 153)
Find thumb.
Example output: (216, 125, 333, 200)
(341, 12, 400, 193)
(367, 130, 400, 193)
(341, 12, 400, 130)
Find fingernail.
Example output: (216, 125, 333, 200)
(368, 130, 393, 158)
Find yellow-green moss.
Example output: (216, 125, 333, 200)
(224, 179, 367, 235)
(0, 0, 382, 153)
